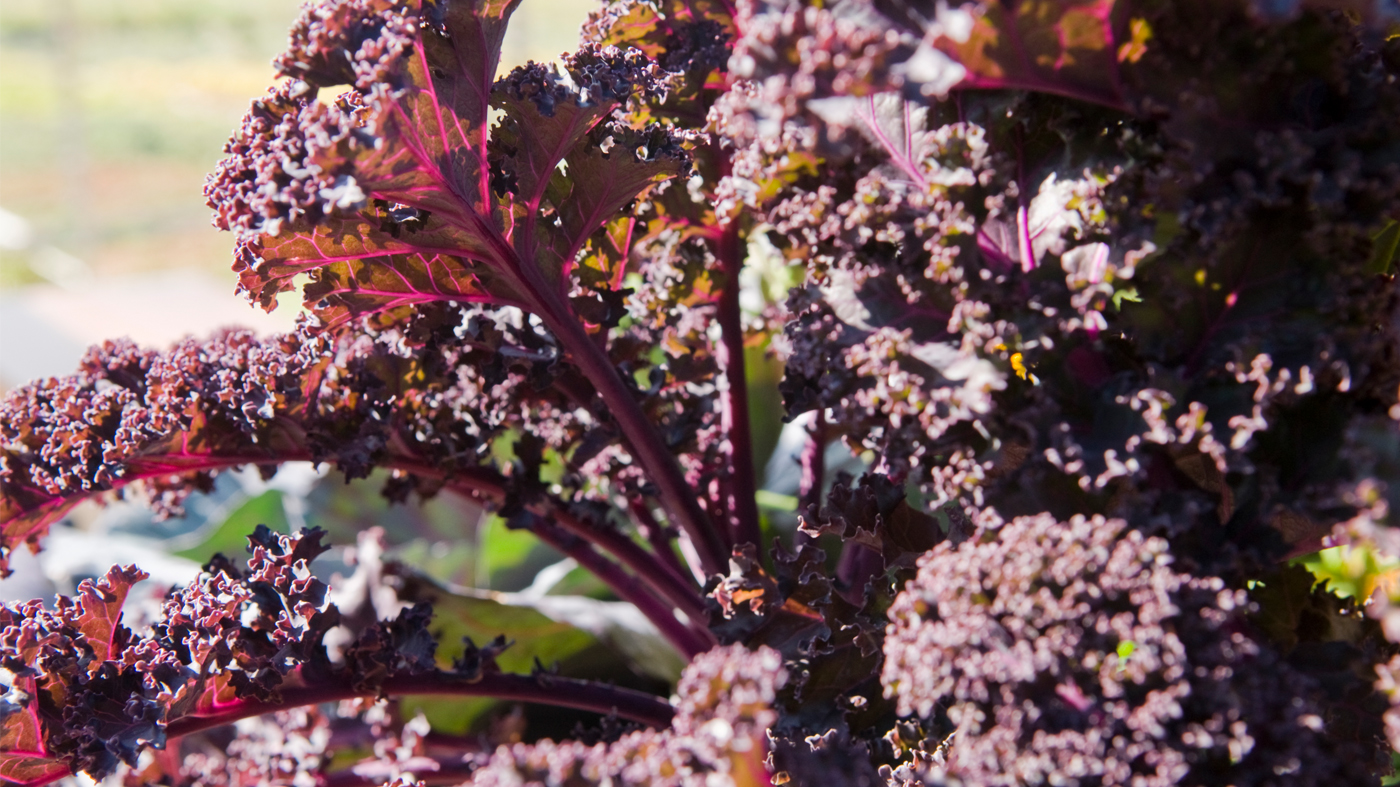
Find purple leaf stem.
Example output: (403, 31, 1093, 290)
(799, 409, 826, 513)
(8, 673, 672, 787)
(628, 498, 691, 586)
(551, 505, 707, 622)
(419, 188, 730, 577)
(714, 219, 763, 549)
(518, 280, 731, 576)
(524, 514, 717, 657)
(855, 94, 927, 187)
(8, 447, 709, 647)
(164, 670, 675, 738)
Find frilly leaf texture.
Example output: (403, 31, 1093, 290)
(207, 0, 687, 332)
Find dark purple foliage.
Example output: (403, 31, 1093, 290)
(3, 0, 1400, 785)
(883, 514, 1374, 785)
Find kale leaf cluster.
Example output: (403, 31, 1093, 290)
(2, 1, 1400, 785)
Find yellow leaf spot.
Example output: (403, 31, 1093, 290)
(1011, 352, 1029, 380)
(1117, 18, 1153, 64)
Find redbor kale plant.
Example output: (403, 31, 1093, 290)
(4, 0, 1400, 784)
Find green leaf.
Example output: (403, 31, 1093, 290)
(1250, 563, 1372, 654)
(1370, 219, 1400, 275)
(389, 538, 478, 589)
(399, 580, 630, 734)
(1383, 750, 1400, 786)
(171, 490, 289, 564)
(755, 490, 798, 511)
(1111, 286, 1142, 309)
(430, 592, 596, 671)
(542, 563, 615, 600)
(1115, 639, 1135, 673)
(477, 514, 552, 589)
(1293, 543, 1400, 601)
(304, 469, 484, 550)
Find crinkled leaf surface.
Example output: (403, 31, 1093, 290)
(0, 567, 150, 784)
(0, 754, 67, 787)
(237, 207, 522, 330)
(0, 675, 64, 787)
(71, 565, 148, 667)
(493, 86, 681, 293)
(218, 0, 686, 331)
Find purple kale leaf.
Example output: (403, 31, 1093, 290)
(207, 0, 689, 332)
